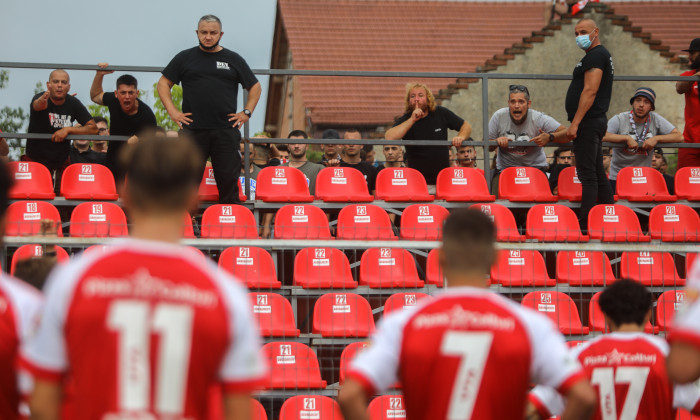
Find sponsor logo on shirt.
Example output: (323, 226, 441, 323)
(413, 304, 515, 331)
(582, 349, 657, 367)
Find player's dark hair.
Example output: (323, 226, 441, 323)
(288, 130, 308, 139)
(121, 133, 202, 212)
(0, 161, 13, 219)
(441, 208, 496, 274)
(92, 116, 108, 125)
(116, 74, 138, 90)
(598, 279, 652, 327)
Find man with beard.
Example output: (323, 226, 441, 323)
(676, 38, 700, 169)
(284, 130, 324, 195)
(603, 87, 682, 191)
(341, 129, 377, 194)
(489, 85, 566, 195)
(26, 69, 97, 188)
(157, 14, 262, 204)
(90, 65, 156, 182)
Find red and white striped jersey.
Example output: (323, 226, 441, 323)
(21, 238, 266, 420)
(348, 286, 584, 420)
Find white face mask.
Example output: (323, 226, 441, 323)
(576, 34, 593, 50)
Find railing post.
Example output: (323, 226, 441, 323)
(481, 75, 491, 190)
(243, 90, 251, 199)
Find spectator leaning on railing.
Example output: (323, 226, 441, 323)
(676, 38, 700, 169)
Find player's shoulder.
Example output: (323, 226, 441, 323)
(0, 273, 43, 309)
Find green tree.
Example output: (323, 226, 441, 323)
(0, 71, 29, 158)
(152, 82, 182, 130)
(88, 104, 110, 124)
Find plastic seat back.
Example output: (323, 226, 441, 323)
(435, 167, 495, 201)
(279, 396, 341, 420)
(256, 166, 313, 202)
(207, 393, 267, 420)
(262, 342, 326, 389)
(249, 293, 300, 337)
(293, 247, 357, 289)
(490, 250, 555, 287)
(313, 292, 375, 337)
(656, 290, 687, 331)
(425, 248, 445, 287)
(675, 167, 700, 201)
(10, 244, 69, 275)
(182, 213, 195, 238)
(369, 395, 407, 420)
(620, 252, 685, 286)
(359, 248, 423, 288)
(219, 246, 280, 289)
(556, 251, 615, 286)
(470, 203, 524, 241)
(399, 204, 449, 241)
(198, 167, 247, 202)
(616, 166, 677, 202)
(375, 167, 434, 202)
(383, 292, 431, 316)
(69, 202, 128, 237)
(522, 291, 589, 335)
(587, 204, 650, 242)
(339, 342, 369, 385)
(498, 167, 556, 202)
(315, 167, 373, 202)
(337, 204, 396, 240)
(589, 291, 657, 333)
(6, 201, 63, 237)
(8, 161, 55, 199)
(526, 204, 588, 242)
(274, 204, 331, 239)
(60, 163, 118, 200)
(201, 204, 258, 239)
(556, 166, 582, 201)
(649, 204, 700, 242)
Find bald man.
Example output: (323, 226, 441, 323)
(564, 18, 614, 232)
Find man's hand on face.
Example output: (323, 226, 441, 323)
(411, 102, 425, 122)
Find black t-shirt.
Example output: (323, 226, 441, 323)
(565, 45, 614, 122)
(392, 106, 464, 184)
(102, 92, 157, 178)
(69, 145, 107, 165)
(547, 163, 571, 192)
(340, 161, 378, 193)
(27, 93, 92, 165)
(161, 46, 258, 130)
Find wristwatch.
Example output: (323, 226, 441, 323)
(243, 109, 252, 118)
(548, 133, 555, 143)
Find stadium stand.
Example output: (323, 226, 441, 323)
(359, 248, 424, 288)
(262, 342, 327, 389)
(200, 204, 259, 239)
(293, 247, 357, 289)
(648, 203, 700, 242)
(674, 167, 700, 201)
(9, 244, 69, 275)
(312, 293, 375, 337)
(498, 167, 556, 202)
(615, 166, 677, 202)
(587, 204, 651, 242)
(218, 246, 281, 289)
(588, 291, 658, 334)
(555, 166, 582, 202)
(490, 250, 555, 287)
(620, 251, 685, 286)
(383, 292, 431, 316)
(521, 291, 589, 335)
(435, 167, 495, 202)
(368, 395, 407, 420)
(181, 213, 195, 239)
(315, 167, 373, 202)
(279, 395, 341, 420)
(336, 204, 397, 240)
(198, 168, 247, 202)
(249, 292, 300, 337)
(69, 202, 128, 237)
(375, 167, 434, 202)
(656, 289, 687, 332)
(555, 251, 616, 286)
(274, 204, 332, 239)
(6, 201, 63, 237)
(469, 203, 525, 242)
(399, 203, 449, 241)
(425, 248, 445, 288)
(339, 341, 369, 385)
(256, 166, 314, 202)
(526, 204, 589, 242)
(7, 161, 55, 199)
(60, 163, 119, 200)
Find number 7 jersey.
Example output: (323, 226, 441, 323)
(20, 239, 266, 420)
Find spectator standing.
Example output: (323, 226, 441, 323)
(603, 87, 682, 191)
(676, 38, 700, 169)
(284, 130, 324, 195)
(92, 116, 109, 153)
(377, 145, 405, 170)
(385, 82, 471, 187)
(276, 144, 289, 164)
(652, 148, 675, 194)
(565, 18, 615, 230)
(320, 129, 343, 166)
(340, 129, 378, 194)
(158, 14, 262, 204)
(548, 147, 576, 194)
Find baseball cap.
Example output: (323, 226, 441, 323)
(682, 38, 700, 52)
(322, 129, 340, 140)
(630, 87, 656, 110)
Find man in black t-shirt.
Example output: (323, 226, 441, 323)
(565, 18, 615, 231)
(157, 14, 262, 204)
(90, 64, 157, 183)
(339, 129, 378, 194)
(385, 82, 471, 186)
(27, 69, 98, 185)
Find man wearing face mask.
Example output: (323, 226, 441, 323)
(565, 18, 615, 232)
(676, 38, 700, 169)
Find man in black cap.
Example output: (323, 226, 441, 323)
(676, 38, 700, 169)
(603, 87, 682, 191)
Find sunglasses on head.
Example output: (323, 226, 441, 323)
(509, 85, 530, 96)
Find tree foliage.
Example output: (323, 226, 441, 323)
(152, 82, 183, 131)
(0, 70, 29, 159)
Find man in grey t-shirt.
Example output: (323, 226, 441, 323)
(489, 85, 567, 194)
(603, 87, 683, 189)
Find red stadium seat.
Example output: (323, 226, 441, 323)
(293, 247, 357, 289)
(337, 204, 397, 240)
(60, 163, 118, 200)
(8, 161, 55, 199)
(556, 166, 582, 201)
(526, 204, 589, 242)
(620, 252, 685, 287)
(616, 166, 677, 202)
(425, 248, 445, 288)
(490, 250, 555, 287)
(339, 341, 369, 385)
(369, 395, 407, 420)
(261, 342, 326, 389)
(315, 167, 373, 202)
(648, 204, 700, 242)
(197, 167, 246, 202)
(274, 204, 331, 239)
(219, 246, 281, 289)
(313, 293, 375, 337)
(200, 204, 258, 239)
(279, 396, 341, 420)
(589, 291, 658, 334)
(249, 293, 300, 337)
(375, 167, 434, 202)
(6, 201, 63, 237)
(83, 244, 113, 255)
(555, 251, 616, 286)
(498, 167, 556, 202)
(567, 341, 588, 349)
(469, 203, 524, 242)
(399, 204, 449, 241)
(69, 202, 128, 237)
(359, 248, 424, 288)
(675, 167, 700, 201)
(587, 204, 650, 242)
(207, 392, 267, 420)
(10, 244, 69, 275)
(656, 290, 687, 331)
(256, 166, 313, 202)
(521, 291, 589, 335)
(383, 292, 431, 316)
(676, 409, 700, 420)
(182, 213, 195, 238)
(435, 167, 495, 201)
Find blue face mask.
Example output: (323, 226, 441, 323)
(576, 34, 592, 50)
